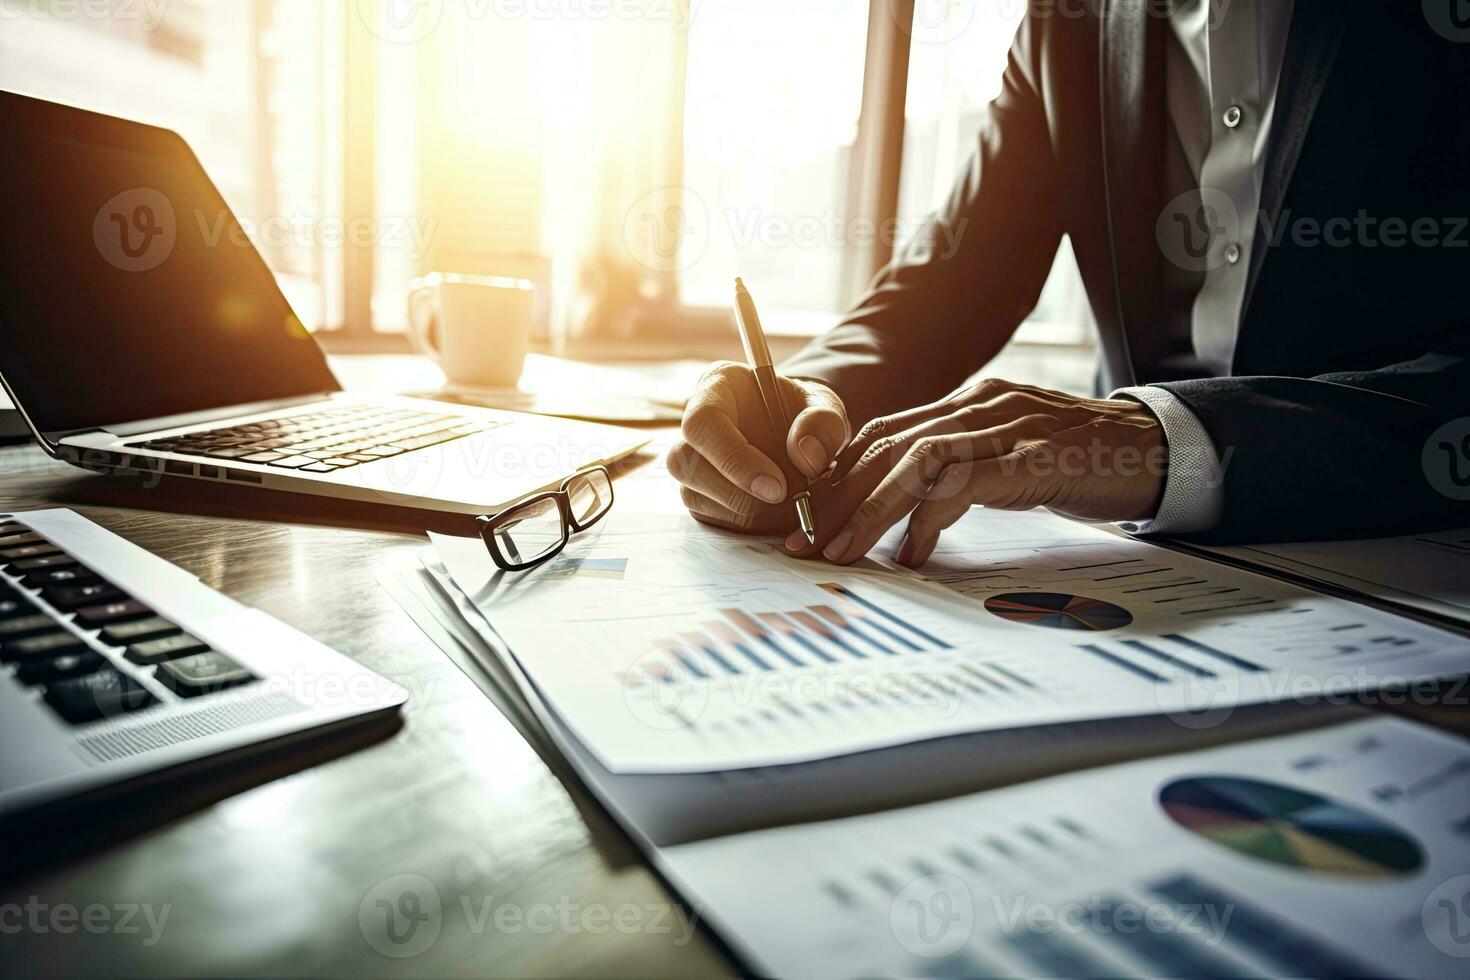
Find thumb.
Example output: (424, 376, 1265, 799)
(786, 383, 849, 479)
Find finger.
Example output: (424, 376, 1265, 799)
(898, 463, 982, 567)
(786, 384, 850, 479)
(682, 371, 787, 504)
(823, 418, 1052, 565)
(667, 441, 763, 518)
(830, 400, 957, 482)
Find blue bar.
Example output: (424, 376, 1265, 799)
(672, 647, 709, 680)
(773, 616, 838, 663)
(1121, 639, 1217, 678)
(695, 641, 741, 676)
(1161, 633, 1265, 672)
(1079, 644, 1166, 682)
(825, 584, 952, 650)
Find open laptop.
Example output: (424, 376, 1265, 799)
(0, 90, 649, 515)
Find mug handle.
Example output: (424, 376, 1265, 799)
(406, 277, 442, 364)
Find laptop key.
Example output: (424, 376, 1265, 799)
(17, 649, 107, 686)
(203, 447, 256, 460)
(12, 554, 79, 574)
(322, 458, 361, 468)
(2, 631, 87, 663)
(46, 671, 157, 724)
(99, 616, 179, 646)
(75, 600, 153, 628)
(23, 567, 98, 589)
(242, 452, 286, 464)
(2, 543, 63, 564)
(299, 463, 341, 474)
(0, 615, 57, 641)
(268, 456, 317, 469)
(43, 583, 124, 611)
(156, 651, 255, 697)
(0, 596, 28, 619)
(0, 532, 47, 549)
(127, 633, 209, 666)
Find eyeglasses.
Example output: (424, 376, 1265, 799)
(476, 466, 615, 572)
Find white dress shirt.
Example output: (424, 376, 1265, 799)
(1115, 0, 1296, 535)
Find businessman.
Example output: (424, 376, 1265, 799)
(669, 0, 1470, 564)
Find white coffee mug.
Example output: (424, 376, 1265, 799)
(406, 273, 535, 388)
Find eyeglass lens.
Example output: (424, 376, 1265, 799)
(492, 495, 568, 568)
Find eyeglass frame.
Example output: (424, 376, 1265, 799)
(476, 465, 615, 572)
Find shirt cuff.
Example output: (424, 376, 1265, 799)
(1111, 386, 1225, 536)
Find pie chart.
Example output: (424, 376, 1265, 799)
(1159, 776, 1424, 877)
(984, 592, 1133, 631)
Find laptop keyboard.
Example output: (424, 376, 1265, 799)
(128, 403, 500, 474)
(0, 521, 257, 725)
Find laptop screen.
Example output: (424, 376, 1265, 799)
(0, 93, 339, 435)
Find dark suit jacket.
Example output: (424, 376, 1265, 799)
(783, 0, 1470, 543)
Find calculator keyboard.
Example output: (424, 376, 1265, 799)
(127, 403, 500, 474)
(0, 521, 257, 725)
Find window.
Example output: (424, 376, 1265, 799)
(899, 0, 1092, 346)
(5, 1, 1095, 351)
(677, 1, 871, 322)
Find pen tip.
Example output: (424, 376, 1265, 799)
(735, 277, 746, 290)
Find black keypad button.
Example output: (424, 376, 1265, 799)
(45, 671, 156, 724)
(1, 543, 63, 564)
(156, 651, 255, 697)
(43, 583, 125, 611)
(99, 616, 179, 646)
(16, 649, 106, 686)
(74, 600, 154, 628)
(0, 533, 47, 549)
(0, 614, 57, 641)
(126, 633, 209, 666)
(2, 631, 87, 663)
(23, 567, 99, 589)
(11, 555, 79, 574)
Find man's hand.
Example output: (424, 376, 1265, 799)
(787, 378, 1168, 567)
(669, 363, 850, 533)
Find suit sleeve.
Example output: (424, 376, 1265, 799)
(1157, 340, 1470, 542)
(781, 15, 1065, 429)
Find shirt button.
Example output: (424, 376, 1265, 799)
(1223, 105, 1243, 129)
(1225, 243, 1242, 265)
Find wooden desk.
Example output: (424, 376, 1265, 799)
(0, 422, 727, 977)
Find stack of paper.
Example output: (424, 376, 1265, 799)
(376, 507, 1470, 976)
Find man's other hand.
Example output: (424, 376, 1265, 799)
(669, 363, 850, 533)
(785, 378, 1168, 567)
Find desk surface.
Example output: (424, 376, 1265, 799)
(0, 424, 729, 977)
(1, 357, 1464, 978)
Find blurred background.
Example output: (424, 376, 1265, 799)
(0, 0, 1094, 382)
